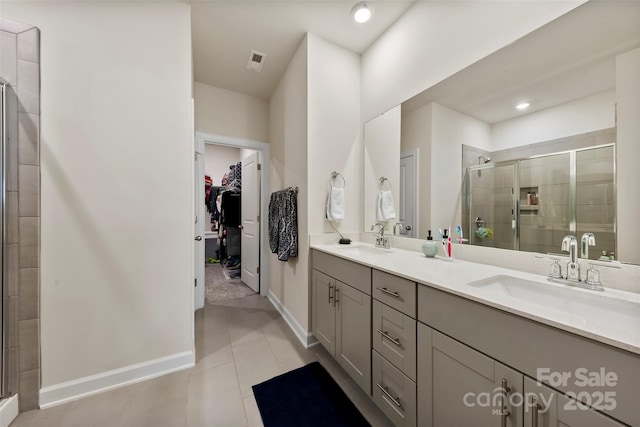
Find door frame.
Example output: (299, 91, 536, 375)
(400, 148, 419, 238)
(195, 132, 270, 304)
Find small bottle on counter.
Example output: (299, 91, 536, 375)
(422, 230, 439, 258)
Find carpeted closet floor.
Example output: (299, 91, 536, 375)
(205, 263, 256, 304)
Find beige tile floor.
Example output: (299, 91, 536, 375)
(11, 295, 393, 427)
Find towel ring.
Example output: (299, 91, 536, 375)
(329, 171, 345, 189)
(379, 177, 391, 191)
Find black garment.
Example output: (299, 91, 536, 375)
(268, 188, 298, 261)
(221, 191, 241, 227)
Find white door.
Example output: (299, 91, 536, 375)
(241, 151, 260, 292)
(194, 137, 205, 310)
(399, 149, 418, 237)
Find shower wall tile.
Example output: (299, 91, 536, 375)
(8, 244, 19, 297)
(576, 205, 615, 225)
(3, 19, 40, 407)
(19, 217, 39, 248)
(18, 112, 39, 166)
(5, 87, 19, 192)
(6, 296, 19, 350)
(19, 244, 39, 269)
(17, 28, 39, 63)
(18, 164, 39, 195)
(577, 182, 614, 205)
(538, 184, 570, 206)
(1, 31, 17, 86)
(17, 60, 39, 114)
(520, 226, 554, 246)
(18, 319, 38, 372)
(19, 368, 39, 411)
(7, 348, 18, 393)
(19, 268, 38, 294)
(18, 289, 38, 321)
(19, 192, 39, 217)
(6, 191, 19, 244)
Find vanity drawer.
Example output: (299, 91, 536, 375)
(312, 250, 371, 295)
(373, 350, 417, 427)
(373, 300, 416, 381)
(373, 270, 416, 317)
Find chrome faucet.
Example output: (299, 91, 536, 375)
(393, 223, 404, 236)
(371, 223, 390, 249)
(581, 233, 596, 259)
(561, 235, 580, 281)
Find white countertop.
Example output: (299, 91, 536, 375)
(311, 242, 640, 355)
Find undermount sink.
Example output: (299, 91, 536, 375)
(467, 275, 640, 328)
(335, 245, 393, 256)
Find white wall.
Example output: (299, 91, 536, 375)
(307, 33, 361, 237)
(2, 2, 194, 390)
(491, 90, 616, 151)
(616, 48, 640, 264)
(361, 1, 585, 121)
(364, 106, 400, 233)
(194, 81, 269, 142)
(268, 36, 309, 334)
(204, 144, 240, 186)
(431, 103, 491, 230)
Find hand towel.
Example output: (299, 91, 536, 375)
(327, 187, 345, 221)
(377, 190, 396, 221)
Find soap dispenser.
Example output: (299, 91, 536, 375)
(422, 230, 439, 258)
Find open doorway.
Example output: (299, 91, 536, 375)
(194, 133, 270, 310)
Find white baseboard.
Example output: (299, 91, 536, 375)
(40, 350, 195, 409)
(0, 395, 18, 427)
(268, 290, 318, 348)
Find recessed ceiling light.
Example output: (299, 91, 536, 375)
(516, 102, 530, 110)
(352, 2, 373, 23)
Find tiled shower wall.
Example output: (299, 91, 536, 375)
(0, 18, 40, 411)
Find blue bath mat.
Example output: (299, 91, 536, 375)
(252, 361, 371, 427)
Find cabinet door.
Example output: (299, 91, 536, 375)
(312, 269, 336, 355)
(524, 377, 625, 427)
(418, 324, 523, 427)
(336, 281, 372, 394)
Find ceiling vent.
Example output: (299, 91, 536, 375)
(246, 50, 267, 72)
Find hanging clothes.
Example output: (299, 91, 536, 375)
(220, 190, 241, 227)
(268, 188, 298, 261)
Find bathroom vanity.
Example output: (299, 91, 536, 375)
(310, 244, 640, 427)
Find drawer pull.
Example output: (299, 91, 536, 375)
(376, 287, 400, 298)
(376, 383, 402, 408)
(376, 329, 401, 347)
(334, 287, 339, 308)
(328, 284, 333, 304)
(499, 378, 511, 427)
(531, 396, 543, 426)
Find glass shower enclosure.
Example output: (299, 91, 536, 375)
(0, 82, 6, 397)
(464, 145, 615, 259)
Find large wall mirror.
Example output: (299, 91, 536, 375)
(363, 0, 640, 264)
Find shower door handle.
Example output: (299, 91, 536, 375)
(195, 236, 202, 241)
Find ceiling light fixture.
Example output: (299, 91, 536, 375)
(516, 102, 530, 110)
(352, 2, 373, 23)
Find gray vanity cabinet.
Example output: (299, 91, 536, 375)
(418, 323, 523, 427)
(523, 377, 625, 427)
(312, 270, 337, 354)
(311, 251, 372, 394)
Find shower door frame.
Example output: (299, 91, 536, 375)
(0, 82, 7, 398)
